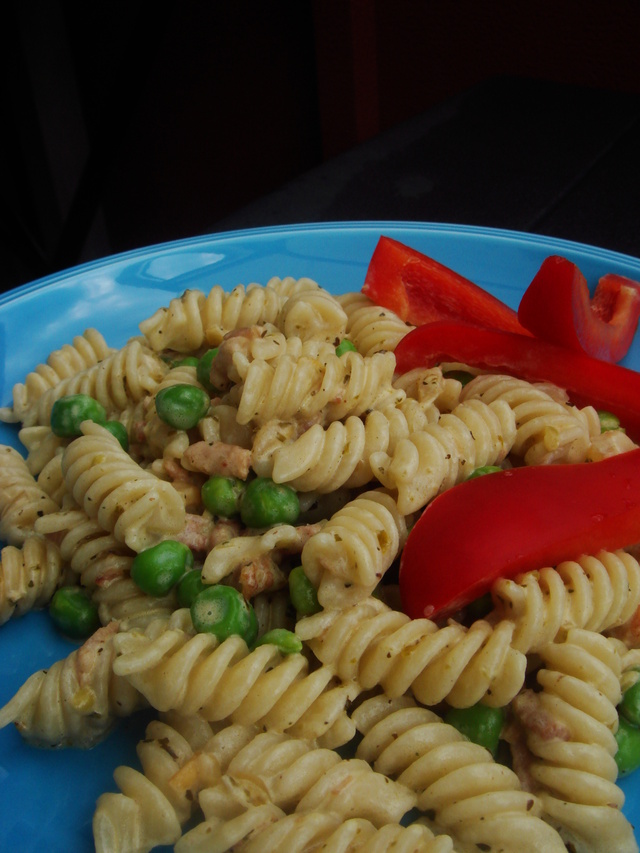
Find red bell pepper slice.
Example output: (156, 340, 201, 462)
(394, 320, 640, 442)
(362, 236, 530, 334)
(518, 255, 640, 363)
(399, 448, 640, 621)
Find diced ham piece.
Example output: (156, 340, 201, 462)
(231, 555, 288, 599)
(175, 513, 242, 553)
(512, 689, 571, 741)
(182, 441, 251, 480)
(210, 326, 264, 389)
(75, 622, 119, 687)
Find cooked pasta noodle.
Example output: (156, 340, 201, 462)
(94, 718, 219, 853)
(510, 628, 636, 852)
(233, 348, 404, 426)
(197, 735, 416, 826)
(337, 291, 414, 355)
(19, 339, 168, 427)
(0, 535, 65, 624)
(369, 397, 516, 513)
(17, 424, 66, 475)
(251, 412, 390, 493)
(460, 373, 600, 465)
(0, 445, 59, 545)
(275, 287, 348, 343)
(296, 596, 527, 708)
(0, 328, 112, 424)
(237, 812, 457, 853)
(301, 490, 409, 607)
(490, 549, 640, 653)
(0, 623, 144, 747)
(111, 612, 358, 746)
(61, 421, 186, 551)
(353, 694, 567, 852)
(2, 275, 640, 853)
(139, 276, 321, 352)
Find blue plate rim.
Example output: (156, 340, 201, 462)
(3, 219, 640, 307)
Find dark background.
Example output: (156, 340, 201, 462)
(2, 0, 640, 293)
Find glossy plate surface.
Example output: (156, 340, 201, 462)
(1, 221, 639, 851)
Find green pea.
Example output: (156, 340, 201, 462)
(444, 703, 505, 756)
(174, 356, 200, 368)
(289, 565, 321, 615)
(131, 540, 194, 597)
(103, 420, 129, 451)
(620, 676, 640, 727)
(176, 568, 207, 608)
(49, 586, 100, 639)
(197, 348, 219, 392)
(335, 339, 358, 357)
(240, 477, 300, 529)
(598, 410, 622, 433)
(50, 394, 107, 437)
(443, 369, 474, 386)
(201, 476, 246, 518)
(467, 465, 503, 480)
(254, 628, 303, 655)
(615, 716, 640, 777)
(190, 585, 258, 644)
(154, 384, 210, 430)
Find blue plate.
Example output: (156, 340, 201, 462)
(1, 222, 639, 852)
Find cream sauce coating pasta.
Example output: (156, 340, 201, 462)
(1, 277, 639, 852)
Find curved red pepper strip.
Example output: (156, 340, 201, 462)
(399, 448, 640, 621)
(362, 236, 530, 334)
(518, 255, 640, 363)
(394, 320, 640, 442)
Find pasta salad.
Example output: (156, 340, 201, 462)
(1, 267, 640, 853)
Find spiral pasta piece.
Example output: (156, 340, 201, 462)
(297, 596, 528, 709)
(490, 549, 640, 653)
(393, 365, 464, 414)
(199, 729, 342, 816)
(217, 330, 336, 389)
(0, 328, 113, 423)
(301, 490, 409, 607)
(0, 623, 144, 747)
(94, 718, 220, 853)
(352, 695, 566, 853)
(202, 523, 315, 586)
(35, 504, 133, 584)
(337, 291, 415, 355)
(369, 397, 516, 514)
(460, 373, 600, 465)
(20, 339, 168, 427)
(139, 277, 321, 352)
(174, 803, 288, 853)
(275, 287, 348, 343)
(17, 425, 66, 475)
(36, 452, 67, 503)
(93, 578, 179, 631)
(239, 812, 457, 853)
(0, 535, 65, 624)
(251, 412, 389, 493)
(61, 421, 185, 552)
(234, 348, 404, 426)
(251, 398, 442, 496)
(111, 614, 358, 745)
(0, 445, 59, 545)
(511, 628, 636, 852)
(198, 731, 416, 828)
